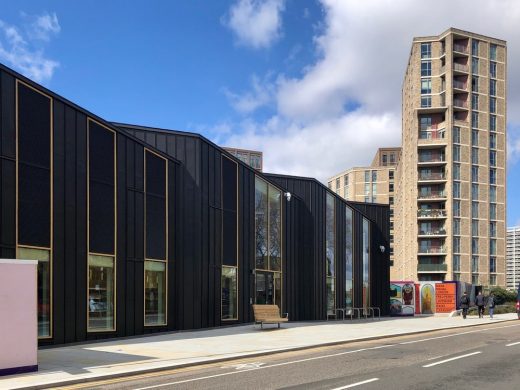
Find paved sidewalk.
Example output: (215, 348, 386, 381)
(1, 313, 517, 389)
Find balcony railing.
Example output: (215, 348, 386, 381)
(417, 263, 448, 272)
(418, 172, 445, 180)
(420, 122, 446, 131)
(418, 246, 446, 254)
(418, 209, 447, 218)
(453, 63, 468, 72)
(419, 130, 445, 140)
(453, 44, 468, 54)
(418, 191, 447, 199)
(418, 155, 445, 163)
(453, 80, 467, 90)
(453, 99, 468, 108)
(418, 228, 447, 236)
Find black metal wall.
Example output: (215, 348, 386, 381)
(265, 174, 391, 318)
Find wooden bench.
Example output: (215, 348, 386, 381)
(252, 304, 288, 328)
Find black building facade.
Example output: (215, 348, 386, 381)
(0, 63, 389, 346)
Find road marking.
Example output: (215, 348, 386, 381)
(331, 378, 379, 389)
(221, 362, 266, 370)
(133, 345, 395, 390)
(506, 341, 520, 347)
(422, 351, 481, 368)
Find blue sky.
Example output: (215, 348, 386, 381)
(1, 0, 520, 225)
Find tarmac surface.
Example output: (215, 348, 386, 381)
(0, 313, 517, 389)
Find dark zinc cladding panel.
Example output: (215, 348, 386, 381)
(222, 156, 237, 267)
(89, 121, 115, 254)
(17, 83, 51, 247)
(146, 151, 167, 260)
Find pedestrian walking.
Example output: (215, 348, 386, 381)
(475, 291, 485, 318)
(459, 291, 470, 319)
(487, 292, 496, 319)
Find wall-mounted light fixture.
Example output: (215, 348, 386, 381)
(379, 245, 386, 253)
(284, 192, 292, 202)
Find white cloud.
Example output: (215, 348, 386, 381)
(216, 0, 520, 181)
(0, 13, 60, 83)
(222, 73, 276, 114)
(223, 0, 285, 49)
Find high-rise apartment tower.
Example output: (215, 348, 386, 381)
(394, 28, 506, 285)
(506, 227, 520, 290)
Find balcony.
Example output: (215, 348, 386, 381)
(453, 98, 468, 110)
(417, 209, 447, 218)
(453, 63, 468, 74)
(417, 263, 448, 272)
(453, 80, 467, 91)
(453, 43, 469, 55)
(418, 246, 446, 255)
(418, 228, 447, 237)
(418, 172, 446, 181)
(418, 154, 446, 165)
(418, 191, 447, 200)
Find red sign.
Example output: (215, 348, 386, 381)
(435, 283, 456, 313)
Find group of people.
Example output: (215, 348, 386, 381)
(459, 291, 496, 319)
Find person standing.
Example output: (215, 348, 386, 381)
(475, 291, 485, 318)
(487, 292, 496, 319)
(459, 291, 470, 319)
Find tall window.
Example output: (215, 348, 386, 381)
(453, 237, 461, 253)
(472, 201, 479, 218)
(453, 145, 461, 162)
(362, 218, 370, 308)
(490, 44, 497, 60)
(490, 151, 497, 167)
(364, 170, 370, 182)
(421, 79, 432, 94)
(144, 150, 168, 326)
(472, 94, 479, 110)
(453, 200, 461, 217)
(472, 76, 479, 93)
(490, 115, 497, 131)
(255, 177, 282, 309)
(88, 120, 116, 332)
(472, 166, 479, 183)
(472, 111, 479, 127)
(453, 164, 460, 180)
(421, 61, 432, 76)
(490, 203, 497, 219)
(472, 57, 479, 74)
(490, 239, 497, 255)
(489, 186, 497, 203)
(345, 207, 353, 307)
(16, 82, 53, 338)
(490, 62, 497, 78)
(490, 257, 497, 273)
(472, 148, 479, 164)
(472, 256, 479, 273)
(453, 181, 461, 198)
(490, 79, 497, 96)
(453, 255, 460, 272)
(421, 43, 431, 59)
(472, 39, 479, 56)
(489, 98, 497, 114)
(490, 168, 497, 184)
(472, 129, 479, 146)
(326, 193, 336, 315)
(453, 219, 460, 235)
(453, 127, 461, 143)
(489, 133, 497, 149)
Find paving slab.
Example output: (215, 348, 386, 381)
(0, 313, 517, 389)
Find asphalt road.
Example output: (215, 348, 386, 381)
(60, 320, 520, 390)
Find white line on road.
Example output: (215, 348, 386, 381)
(133, 345, 395, 390)
(422, 351, 481, 368)
(506, 341, 520, 347)
(331, 378, 379, 389)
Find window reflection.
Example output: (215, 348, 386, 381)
(362, 218, 370, 308)
(88, 255, 115, 331)
(255, 177, 268, 269)
(326, 193, 335, 315)
(145, 260, 166, 325)
(345, 207, 353, 307)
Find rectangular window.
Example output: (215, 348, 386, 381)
(365, 170, 370, 182)
(472, 201, 479, 218)
(453, 181, 461, 198)
(472, 183, 479, 200)
(490, 115, 497, 131)
(472, 239, 479, 254)
(490, 257, 497, 273)
(490, 44, 497, 60)
(88, 254, 115, 331)
(453, 145, 461, 162)
(344, 175, 349, 186)
(490, 61, 497, 78)
(146, 151, 167, 261)
(389, 183, 394, 193)
(453, 255, 460, 272)
(371, 170, 377, 182)
(472, 76, 479, 92)
(472, 111, 479, 127)
(472, 57, 479, 74)
(453, 219, 461, 235)
(390, 154, 396, 164)
(453, 236, 461, 253)
(453, 127, 460, 143)
(421, 42, 431, 59)
(490, 274, 497, 286)
(453, 163, 460, 180)
(372, 183, 377, 196)
(362, 218, 370, 308)
(490, 79, 497, 96)
(326, 193, 335, 315)
(145, 260, 167, 325)
(17, 248, 51, 337)
(472, 129, 478, 146)
(389, 196, 394, 205)
(335, 178, 340, 189)
(490, 239, 497, 255)
(490, 97, 497, 113)
(490, 203, 497, 220)
(472, 165, 479, 183)
(420, 116, 432, 130)
(472, 256, 479, 272)
(472, 93, 479, 110)
(472, 148, 479, 164)
(268, 185, 282, 271)
(489, 133, 497, 149)
(421, 79, 432, 94)
(490, 150, 497, 167)
(490, 222, 497, 238)
(472, 219, 479, 236)
(389, 170, 394, 180)
(255, 177, 268, 269)
(472, 40, 479, 56)
(472, 274, 479, 285)
(364, 183, 370, 195)
(421, 61, 432, 76)
(345, 207, 353, 307)
(221, 266, 238, 320)
(453, 200, 461, 217)
(421, 96, 432, 108)
(489, 186, 497, 203)
(490, 168, 497, 184)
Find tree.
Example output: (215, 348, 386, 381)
(489, 287, 517, 305)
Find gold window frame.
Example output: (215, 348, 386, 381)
(325, 192, 336, 315)
(15, 80, 54, 340)
(143, 148, 168, 327)
(87, 118, 117, 333)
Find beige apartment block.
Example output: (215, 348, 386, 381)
(394, 28, 506, 286)
(328, 147, 401, 264)
(222, 147, 263, 171)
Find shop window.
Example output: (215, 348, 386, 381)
(362, 218, 370, 308)
(88, 255, 115, 331)
(222, 266, 238, 320)
(345, 207, 353, 308)
(326, 193, 336, 315)
(145, 260, 167, 325)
